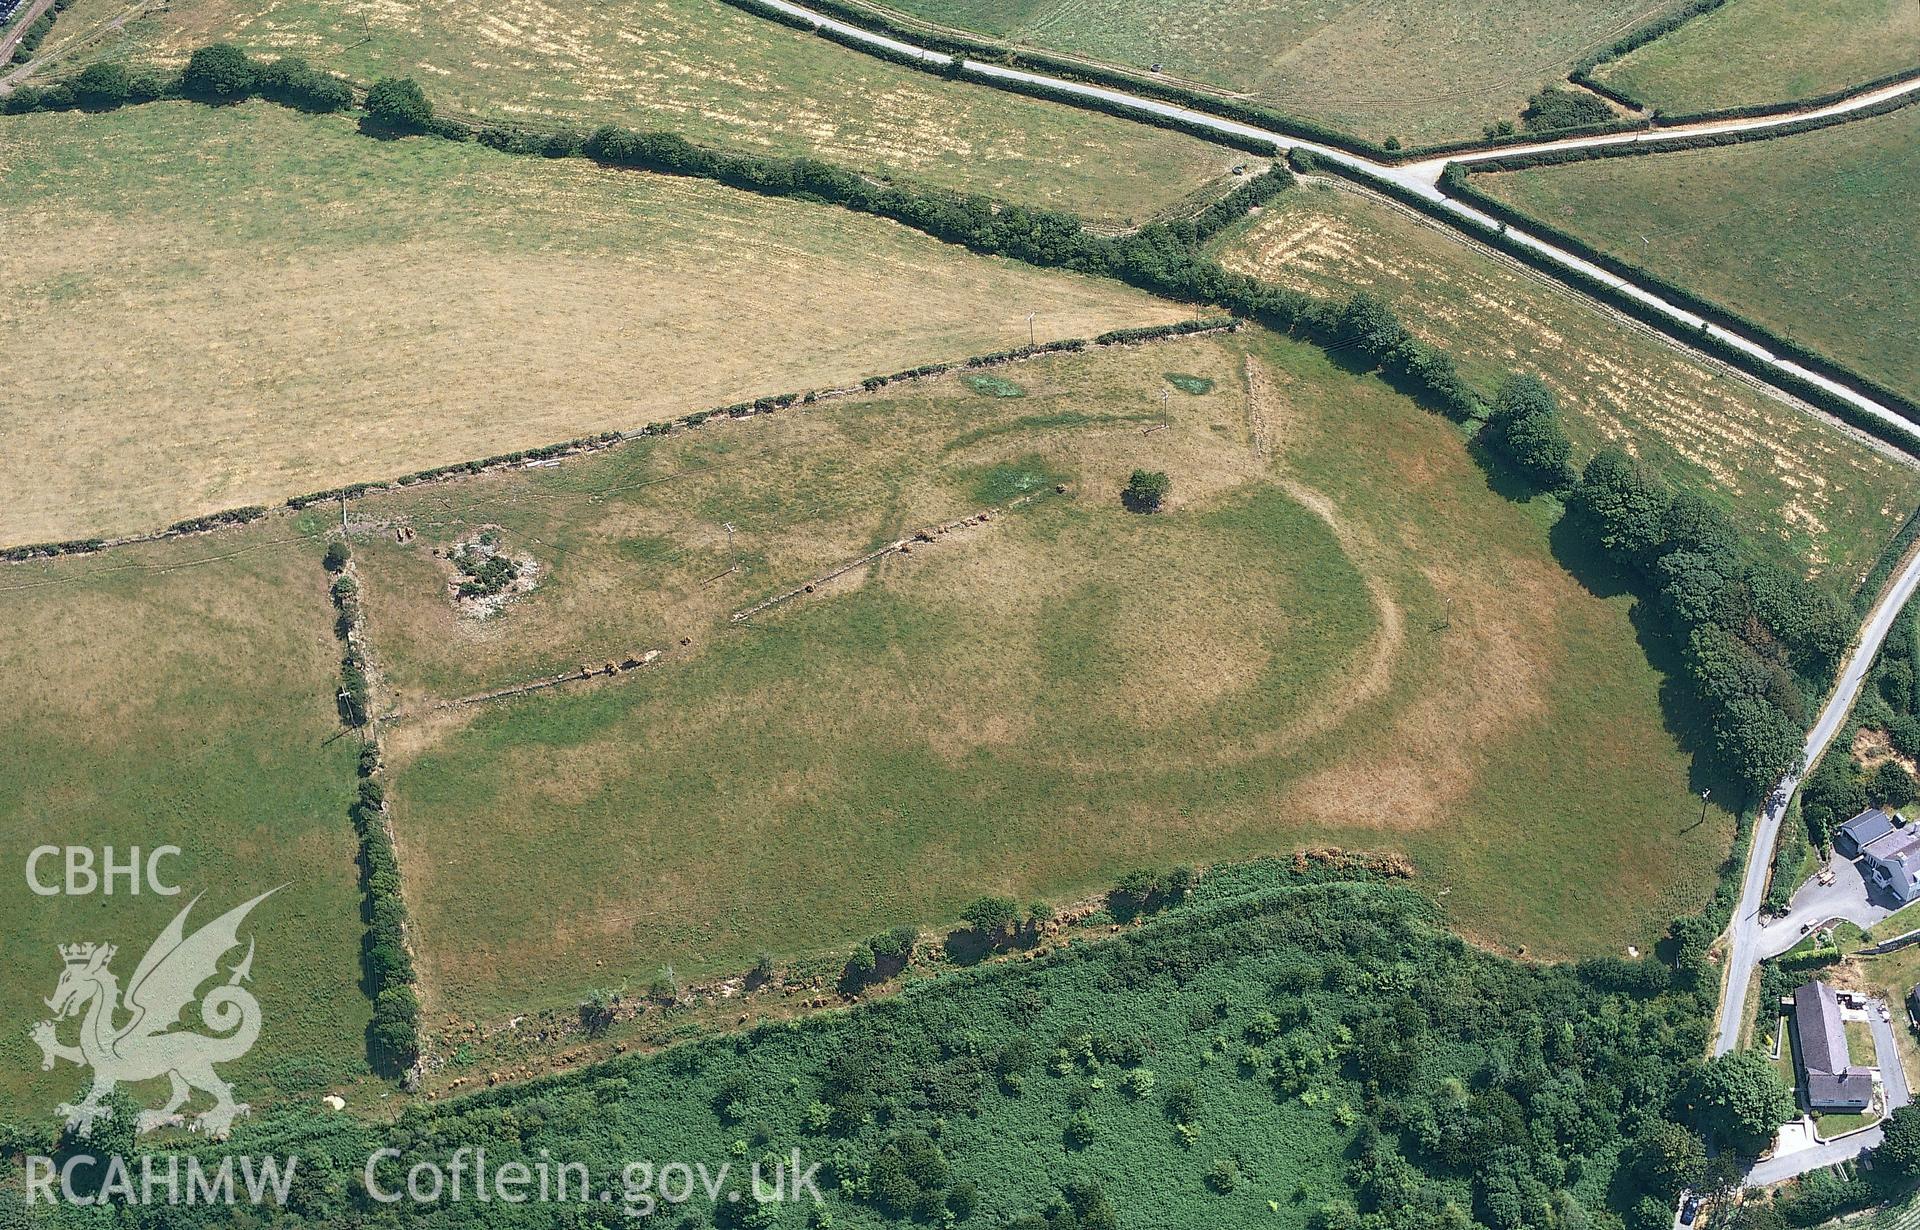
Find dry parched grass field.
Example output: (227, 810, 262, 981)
(1590, 0, 1920, 115)
(836, 0, 1658, 143)
(1210, 180, 1920, 588)
(1470, 103, 1920, 415)
(21, 0, 1246, 219)
(0, 527, 371, 1118)
(0, 101, 1194, 545)
(352, 330, 1741, 1024)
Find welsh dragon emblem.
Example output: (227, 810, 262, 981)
(30, 889, 278, 1139)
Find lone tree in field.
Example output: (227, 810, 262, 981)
(1122, 469, 1171, 513)
(365, 76, 434, 134)
(182, 44, 256, 101)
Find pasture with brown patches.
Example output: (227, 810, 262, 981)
(335, 330, 1736, 1026)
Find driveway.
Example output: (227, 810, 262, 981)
(1757, 853, 1903, 962)
(1744, 999, 1911, 1187)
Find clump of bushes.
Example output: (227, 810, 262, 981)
(838, 924, 920, 993)
(181, 43, 256, 101)
(1121, 469, 1170, 513)
(1479, 373, 1573, 490)
(1520, 87, 1615, 132)
(363, 75, 434, 134)
(1107, 865, 1196, 920)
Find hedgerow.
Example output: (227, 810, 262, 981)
(323, 542, 419, 1075)
(1442, 133, 1920, 438)
(166, 504, 267, 534)
(4, 0, 67, 66)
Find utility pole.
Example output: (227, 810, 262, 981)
(1699, 788, 1712, 826)
(1027, 311, 1036, 347)
(724, 522, 738, 574)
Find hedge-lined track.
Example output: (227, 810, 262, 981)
(723, 0, 1920, 457)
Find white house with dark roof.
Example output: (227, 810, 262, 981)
(1792, 980, 1875, 1112)
(1863, 824, 1920, 903)
(1837, 806, 1900, 855)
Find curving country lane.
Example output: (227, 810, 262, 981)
(1714, 545, 1920, 1054)
(753, 0, 1920, 446)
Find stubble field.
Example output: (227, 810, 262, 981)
(0, 101, 1194, 544)
(1210, 179, 1920, 589)
(1468, 103, 1920, 414)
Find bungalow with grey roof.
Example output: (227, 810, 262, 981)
(1792, 980, 1875, 1112)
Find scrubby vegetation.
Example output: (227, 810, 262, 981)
(1520, 87, 1616, 132)
(13, 866, 1730, 1228)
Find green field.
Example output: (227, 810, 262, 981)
(352, 328, 1741, 1025)
(839, 0, 1654, 143)
(1470, 104, 1920, 413)
(0, 100, 1194, 544)
(1210, 179, 1920, 589)
(13, 0, 1246, 221)
(0, 525, 370, 1125)
(1591, 0, 1920, 114)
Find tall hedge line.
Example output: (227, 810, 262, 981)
(1376, 160, 1920, 454)
(1442, 122, 1920, 436)
(324, 543, 419, 1076)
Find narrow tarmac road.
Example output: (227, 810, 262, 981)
(1714, 548, 1920, 1058)
(0, 0, 55, 65)
(755, 0, 1920, 443)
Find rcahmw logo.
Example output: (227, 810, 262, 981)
(29, 888, 279, 1138)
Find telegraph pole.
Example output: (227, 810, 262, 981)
(1027, 311, 1036, 347)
